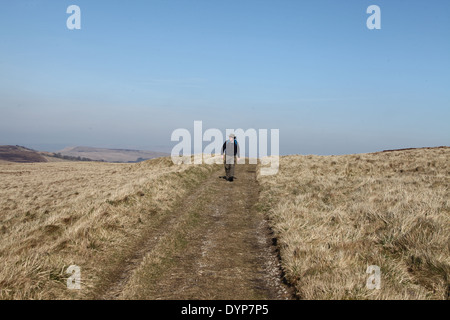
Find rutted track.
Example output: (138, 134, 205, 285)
(99, 163, 291, 300)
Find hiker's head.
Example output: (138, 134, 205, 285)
(228, 133, 235, 142)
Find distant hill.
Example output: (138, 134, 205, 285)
(0, 145, 97, 163)
(57, 146, 169, 163)
(0, 145, 48, 163)
(0, 145, 168, 164)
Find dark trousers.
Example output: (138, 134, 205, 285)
(224, 156, 236, 179)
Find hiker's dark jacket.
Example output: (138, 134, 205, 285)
(221, 139, 240, 157)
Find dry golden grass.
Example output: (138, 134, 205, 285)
(257, 147, 450, 300)
(0, 157, 215, 299)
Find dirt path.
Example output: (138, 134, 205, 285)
(101, 163, 291, 300)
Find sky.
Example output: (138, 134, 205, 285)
(0, 0, 449, 155)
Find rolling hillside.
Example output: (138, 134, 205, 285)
(0, 147, 448, 300)
(0, 146, 48, 163)
(57, 146, 169, 163)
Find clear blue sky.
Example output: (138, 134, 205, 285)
(0, 0, 449, 155)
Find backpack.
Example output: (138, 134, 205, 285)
(223, 139, 238, 156)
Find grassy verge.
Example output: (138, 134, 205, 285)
(256, 147, 449, 299)
(0, 157, 217, 299)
